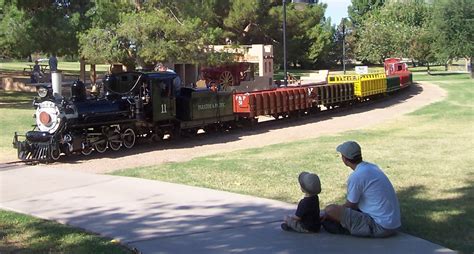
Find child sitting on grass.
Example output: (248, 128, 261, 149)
(281, 171, 321, 233)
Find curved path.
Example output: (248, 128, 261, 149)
(39, 81, 446, 173)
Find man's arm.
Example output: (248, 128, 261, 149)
(321, 200, 358, 222)
(343, 200, 358, 210)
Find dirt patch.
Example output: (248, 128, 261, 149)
(4, 82, 446, 173)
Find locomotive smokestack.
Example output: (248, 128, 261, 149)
(51, 71, 63, 99)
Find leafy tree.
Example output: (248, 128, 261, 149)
(262, 2, 332, 68)
(79, 26, 132, 67)
(301, 11, 334, 67)
(85, 0, 135, 28)
(356, 10, 405, 63)
(348, 0, 385, 27)
(2, 0, 92, 57)
(0, 4, 33, 58)
(355, 1, 431, 64)
(2, 0, 336, 70)
(431, 0, 474, 77)
(80, 8, 228, 70)
(408, 25, 436, 70)
(167, 0, 231, 30)
(223, 0, 280, 45)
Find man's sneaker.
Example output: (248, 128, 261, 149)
(281, 223, 291, 231)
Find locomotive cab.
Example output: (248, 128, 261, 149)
(148, 72, 179, 122)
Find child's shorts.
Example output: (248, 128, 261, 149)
(286, 217, 309, 233)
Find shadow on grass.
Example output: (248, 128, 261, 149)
(0, 91, 36, 109)
(398, 178, 474, 253)
(426, 72, 468, 76)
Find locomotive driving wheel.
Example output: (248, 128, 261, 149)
(81, 143, 93, 156)
(108, 130, 122, 151)
(108, 140, 122, 151)
(122, 128, 136, 149)
(50, 145, 61, 161)
(219, 71, 234, 91)
(94, 140, 107, 153)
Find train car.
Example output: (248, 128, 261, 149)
(13, 60, 413, 163)
(233, 86, 311, 119)
(384, 58, 413, 88)
(327, 73, 388, 101)
(176, 88, 236, 134)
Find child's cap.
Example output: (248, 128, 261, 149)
(298, 172, 321, 195)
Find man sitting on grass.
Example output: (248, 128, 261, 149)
(321, 141, 401, 238)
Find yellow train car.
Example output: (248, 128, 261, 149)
(327, 73, 387, 99)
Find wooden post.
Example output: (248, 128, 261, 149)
(80, 58, 86, 82)
(90, 64, 96, 84)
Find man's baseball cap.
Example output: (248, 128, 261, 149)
(336, 141, 361, 159)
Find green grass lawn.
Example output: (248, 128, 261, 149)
(0, 61, 109, 76)
(0, 210, 131, 254)
(0, 91, 36, 161)
(113, 72, 474, 253)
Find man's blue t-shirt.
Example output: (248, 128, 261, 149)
(347, 162, 401, 229)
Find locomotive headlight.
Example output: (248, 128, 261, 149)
(37, 87, 49, 98)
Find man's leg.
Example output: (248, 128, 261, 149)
(324, 204, 344, 222)
(322, 204, 350, 234)
(339, 207, 396, 237)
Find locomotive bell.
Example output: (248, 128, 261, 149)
(91, 84, 99, 95)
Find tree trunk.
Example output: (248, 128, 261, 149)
(470, 57, 473, 79)
(427, 63, 431, 75)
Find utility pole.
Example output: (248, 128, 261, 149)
(342, 18, 346, 75)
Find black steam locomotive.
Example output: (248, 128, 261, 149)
(13, 71, 236, 162)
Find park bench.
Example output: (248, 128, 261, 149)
(23, 64, 49, 75)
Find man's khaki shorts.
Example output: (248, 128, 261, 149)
(341, 208, 397, 238)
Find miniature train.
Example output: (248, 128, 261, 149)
(13, 59, 412, 162)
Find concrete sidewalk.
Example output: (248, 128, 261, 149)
(0, 166, 455, 254)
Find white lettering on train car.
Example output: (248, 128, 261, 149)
(198, 102, 226, 110)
